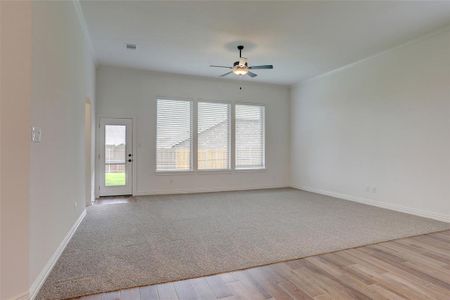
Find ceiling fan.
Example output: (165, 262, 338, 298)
(210, 45, 273, 78)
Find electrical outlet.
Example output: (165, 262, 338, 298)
(74, 201, 78, 208)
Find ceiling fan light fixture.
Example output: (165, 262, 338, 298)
(232, 65, 248, 75)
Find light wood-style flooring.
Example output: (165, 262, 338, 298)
(75, 229, 450, 300)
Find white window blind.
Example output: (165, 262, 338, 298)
(235, 104, 265, 169)
(156, 99, 192, 171)
(198, 102, 230, 170)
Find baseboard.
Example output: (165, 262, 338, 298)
(293, 185, 450, 223)
(7, 291, 28, 300)
(134, 185, 289, 196)
(28, 209, 87, 300)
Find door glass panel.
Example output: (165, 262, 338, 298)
(104, 125, 126, 186)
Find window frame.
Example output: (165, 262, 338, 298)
(155, 98, 266, 174)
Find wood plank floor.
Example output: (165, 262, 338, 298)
(74, 229, 450, 300)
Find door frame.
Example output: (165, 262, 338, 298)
(84, 98, 94, 206)
(96, 117, 135, 197)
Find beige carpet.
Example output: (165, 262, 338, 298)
(37, 188, 450, 299)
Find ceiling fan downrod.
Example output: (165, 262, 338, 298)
(238, 45, 244, 58)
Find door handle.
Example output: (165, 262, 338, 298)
(128, 159, 133, 162)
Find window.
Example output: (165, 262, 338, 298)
(235, 104, 265, 169)
(156, 99, 192, 171)
(156, 100, 266, 172)
(104, 125, 126, 186)
(198, 102, 230, 170)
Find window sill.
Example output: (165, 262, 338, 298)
(155, 170, 193, 176)
(235, 167, 266, 171)
(154, 168, 267, 176)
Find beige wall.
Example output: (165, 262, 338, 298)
(29, 0, 96, 288)
(0, 1, 32, 299)
(1, 1, 95, 298)
(291, 27, 450, 222)
(96, 66, 290, 195)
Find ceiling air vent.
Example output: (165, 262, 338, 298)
(126, 43, 137, 50)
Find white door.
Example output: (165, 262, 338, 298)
(99, 118, 133, 196)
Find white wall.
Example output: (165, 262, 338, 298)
(291, 27, 450, 222)
(0, 1, 32, 299)
(29, 0, 96, 295)
(96, 66, 290, 195)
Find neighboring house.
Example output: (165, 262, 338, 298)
(158, 119, 263, 170)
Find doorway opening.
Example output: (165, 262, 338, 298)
(98, 118, 133, 196)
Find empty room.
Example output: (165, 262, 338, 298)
(2, 1, 450, 299)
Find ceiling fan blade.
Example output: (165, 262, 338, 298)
(210, 65, 232, 69)
(220, 71, 233, 77)
(247, 71, 258, 78)
(249, 65, 273, 70)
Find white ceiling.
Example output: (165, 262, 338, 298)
(80, 1, 450, 85)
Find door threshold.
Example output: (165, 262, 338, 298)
(94, 195, 135, 205)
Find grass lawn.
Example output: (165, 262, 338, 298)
(105, 172, 125, 186)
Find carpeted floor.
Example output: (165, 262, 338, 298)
(37, 188, 450, 299)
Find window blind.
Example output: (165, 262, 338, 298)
(235, 104, 265, 169)
(156, 99, 192, 171)
(198, 102, 230, 170)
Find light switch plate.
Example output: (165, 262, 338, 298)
(32, 127, 42, 143)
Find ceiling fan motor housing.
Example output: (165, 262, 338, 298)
(234, 58, 248, 67)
